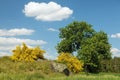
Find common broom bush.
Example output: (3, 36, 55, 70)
(57, 52, 84, 73)
(11, 43, 45, 62)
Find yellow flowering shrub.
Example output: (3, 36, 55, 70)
(57, 52, 84, 73)
(11, 43, 45, 62)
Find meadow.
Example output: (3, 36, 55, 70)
(0, 72, 120, 80)
(0, 56, 120, 80)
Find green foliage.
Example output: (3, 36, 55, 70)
(57, 21, 95, 53)
(78, 31, 111, 73)
(101, 57, 120, 73)
(56, 21, 112, 73)
(11, 43, 45, 62)
(57, 52, 84, 73)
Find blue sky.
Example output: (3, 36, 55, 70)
(0, 0, 120, 59)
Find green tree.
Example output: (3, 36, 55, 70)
(57, 21, 95, 53)
(78, 31, 111, 73)
(56, 21, 111, 73)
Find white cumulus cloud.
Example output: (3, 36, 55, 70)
(111, 48, 120, 57)
(23, 1, 73, 21)
(0, 28, 34, 36)
(44, 52, 57, 60)
(0, 37, 47, 46)
(0, 37, 47, 56)
(111, 33, 120, 38)
(44, 48, 58, 60)
(0, 52, 11, 57)
(111, 48, 120, 53)
(48, 28, 58, 32)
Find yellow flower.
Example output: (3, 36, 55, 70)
(57, 52, 84, 73)
(11, 43, 45, 62)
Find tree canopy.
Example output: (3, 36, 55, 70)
(57, 21, 95, 53)
(78, 31, 111, 73)
(56, 21, 111, 73)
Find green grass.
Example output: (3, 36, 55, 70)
(0, 56, 120, 80)
(46, 73, 120, 80)
(0, 72, 120, 80)
(0, 73, 45, 80)
(0, 56, 53, 74)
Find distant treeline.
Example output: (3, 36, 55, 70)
(100, 57, 120, 73)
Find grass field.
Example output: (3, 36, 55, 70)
(0, 56, 120, 80)
(0, 72, 120, 80)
